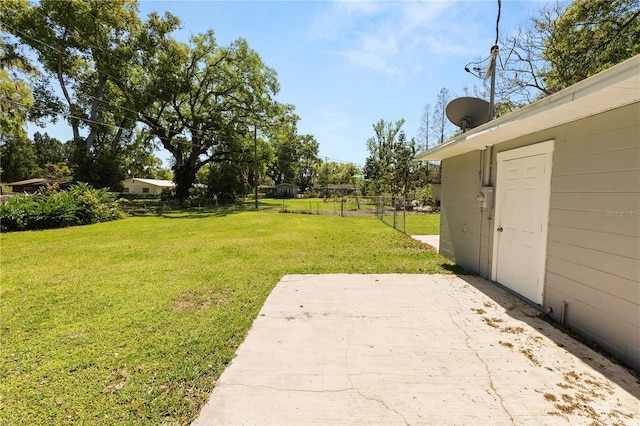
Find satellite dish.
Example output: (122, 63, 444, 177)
(446, 97, 490, 132)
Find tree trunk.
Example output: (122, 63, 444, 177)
(173, 163, 196, 202)
(172, 151, 202, 202)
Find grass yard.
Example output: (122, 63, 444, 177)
(252, 197, 441, 235)
(253, 196, 377, 214)
(1, 210, 457, 425)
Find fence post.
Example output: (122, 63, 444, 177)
(403, 196, 406, 234)
(393, 196, 397, 229)
(341, 198, 344, 217)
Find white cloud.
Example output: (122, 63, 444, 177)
(310, 1, 472, 75)
(400, 0, 453, 28)
(308, 0, 380, 41)
(342, 28, 402, 74)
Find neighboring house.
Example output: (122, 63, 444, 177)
(6, 178, 72, 193)
(275, 183, 298, 198)
(416, 55, 639, 370)
(122, 178, 175, 196)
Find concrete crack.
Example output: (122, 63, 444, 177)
(353, 388, 409, 425)
(218, 382, 406, 424)
(342, 319, 409, 425)
(450, 309, 516, 425)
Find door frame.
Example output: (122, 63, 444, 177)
(491, 140, 555, 305)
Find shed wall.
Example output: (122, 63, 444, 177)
(439, 151, 484, 271)
(439, 102, 640, 369)
(544, 103, 639, 370)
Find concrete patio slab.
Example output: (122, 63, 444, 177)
(192, 274, 639, 425)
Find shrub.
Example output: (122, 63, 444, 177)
(0, 184, 125, 232)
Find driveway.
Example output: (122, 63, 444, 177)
(193, 274, 639, 425)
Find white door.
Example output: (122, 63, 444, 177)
(492, 141, 554, 305)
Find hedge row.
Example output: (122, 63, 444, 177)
(0, 183, 125, 232)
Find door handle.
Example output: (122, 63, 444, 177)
(497, 227, 503, 232)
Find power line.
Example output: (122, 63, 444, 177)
(321, 157, 363, 167)
(1, 7, 330, 173)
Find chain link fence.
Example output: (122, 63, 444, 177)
(120, 195, 438, 235)
(274, 196, 437, 235)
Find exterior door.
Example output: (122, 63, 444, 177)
(492, 141, 554, 305)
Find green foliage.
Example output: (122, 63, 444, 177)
(363, 119, 405, 196)
(0, 35, 35, 139)
(266, 113, 320, 191)
(541, 0, 640, 91)
(363, 119, 427, 198)
(0, 132, 71, 182)
(2, 1, 317, 201)
(0, 183, 124, 232)
(206, 159, 248, 200)
(497, 0, 640, 102)
(1, 0, 181, 190)
(138, 30, 282, 201)
(68, 140, 125, 191)
(0, 134, 38, 182)
(314, 160, 362, 197)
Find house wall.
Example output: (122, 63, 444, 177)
(275, 185, 298, 197)
(123, 180, 165, 195)
(440, 102, 640, 369)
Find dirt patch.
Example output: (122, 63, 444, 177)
(501, 326, 525, 334)
(102, 369, 129, 393)
(520, 348, 541, 366)
(482, 316, 504, 328)
(172, 289, 229, 312)
(546, 370, 636, 422)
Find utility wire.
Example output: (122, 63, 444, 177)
(2, 8, 347, 170)
(495, 0, 502, 46)
(0, 19, 258, 152)
(2, 96, 332, 170)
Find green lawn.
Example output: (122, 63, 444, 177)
(1, 210, 456, 425)
(252, 196, 377, 213)
(253, 197, 441, 235)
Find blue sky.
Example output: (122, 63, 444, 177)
(42, 0, 544, 167)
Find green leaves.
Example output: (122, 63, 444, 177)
(0, 183, 124, 232)
(498, 0, 639, 102)
(541, 0, 640, 91)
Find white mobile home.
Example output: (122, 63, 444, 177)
(417, 55, 639, 369)
(122, 178, 175, 196)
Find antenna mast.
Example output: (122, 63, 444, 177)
(485, 0, 501, 121)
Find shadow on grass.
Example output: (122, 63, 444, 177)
(124, 200, 282, 219)
(455, 274, 640, 399)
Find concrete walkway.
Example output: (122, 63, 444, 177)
(193, 274, 639, 425)
(410, 235, 440, 251)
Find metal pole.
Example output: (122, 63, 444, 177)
(403, 197, 406, 234)
(488, 45, 498, 121)
(393, 196, 397, 229)
(254, 126, 258, 211)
